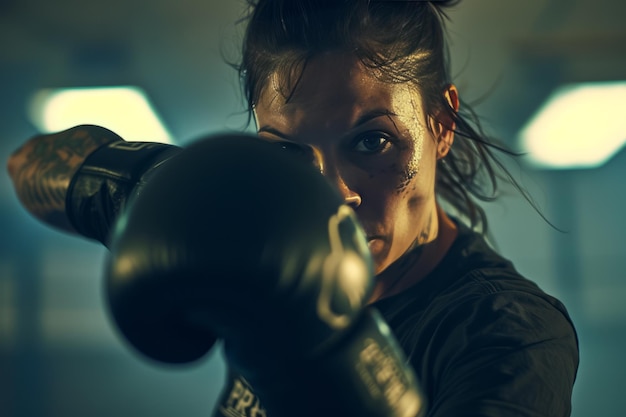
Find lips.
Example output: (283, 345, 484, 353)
(366, 236, 385, 255)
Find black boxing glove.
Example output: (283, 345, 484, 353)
(212, 369, 267, 417)
(68, 133, 212, 364)
(106, 134, 425, 416)
(67, 135, 181, 246)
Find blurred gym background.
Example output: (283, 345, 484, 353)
(1, 0, 625, 416)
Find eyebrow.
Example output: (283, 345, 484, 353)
(257, 126, 290, 139)
(257, 108, 399, 139)
(353, 109, 398, 127)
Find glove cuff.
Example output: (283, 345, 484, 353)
(66, 140, 180, 245)
(227, 308, 426, 417)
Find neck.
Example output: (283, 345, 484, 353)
(368, 206, 458, 304)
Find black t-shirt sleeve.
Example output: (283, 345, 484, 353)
(417, 271, 578, 417)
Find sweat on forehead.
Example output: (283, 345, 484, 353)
(260, 51, 432, 107)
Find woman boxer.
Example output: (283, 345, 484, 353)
(7, 1, 578, 416)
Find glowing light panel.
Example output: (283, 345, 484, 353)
(29, 86, 174, 144)
(519, 81, 626, 169)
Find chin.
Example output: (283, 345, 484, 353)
(367, 240, 389, 274)
(372, 255, 394, 276)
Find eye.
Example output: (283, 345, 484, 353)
(352, 133, 391, 154)
(271, 141, 316, 163)
(273, 141, 307, 156)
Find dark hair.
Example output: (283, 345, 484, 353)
(234, 0, 537, 234)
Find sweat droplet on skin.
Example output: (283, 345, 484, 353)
(395, 94, 425, 193)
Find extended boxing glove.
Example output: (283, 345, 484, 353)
(67, 129, 216, 363)
(105, 133, 425, 416)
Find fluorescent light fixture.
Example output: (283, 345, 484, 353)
(29, 86, 174, 144)
(519, 81, 626, 169)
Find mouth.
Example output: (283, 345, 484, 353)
(366, 236, 385, 254)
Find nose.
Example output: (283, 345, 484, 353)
(341, 187, 362, 209)
(311, 147, 362, 209)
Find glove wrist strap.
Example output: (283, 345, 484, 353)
(66, 141, 181, 245)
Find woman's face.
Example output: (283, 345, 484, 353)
(254, 52, 450, 274)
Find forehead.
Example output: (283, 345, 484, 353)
(255, 52, 421, 132)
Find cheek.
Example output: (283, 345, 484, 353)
(391, 141, 426, 195)
(395, 120, 427, 194)
(388, 151, 437, 216)
(362, 138, 429, 204)
(384, 162, 418, 194)
(364, 161, 425, 215)
(394, 159, 420, 194)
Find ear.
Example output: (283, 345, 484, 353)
(435, 84, 459, 159)
(252, 107, 260, 130)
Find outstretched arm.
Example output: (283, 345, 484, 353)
(7, 125, 122, 234)
(7, 125, 181, 246)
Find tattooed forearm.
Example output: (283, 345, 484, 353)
(7, 125, 122, 232)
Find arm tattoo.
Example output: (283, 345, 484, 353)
(12, 126, 119, 225)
